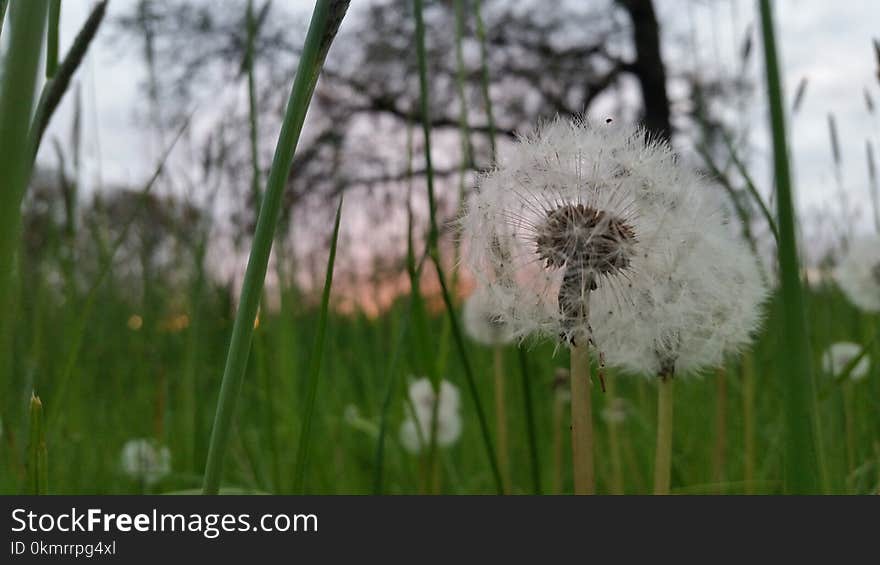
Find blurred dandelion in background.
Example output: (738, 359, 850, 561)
(120, 439, 171, 485)
(399, 378, 462, 454)
(834, 236, 880, 312)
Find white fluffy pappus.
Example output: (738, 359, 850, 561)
(834, 236, 880, 312)
(461, 117, 726, 345)
(399, 378, 463, 454)
(120, 438, 171, 484)
(462, 286, 515, 346)
(821, 342, 870, 381)
(591, 226, 767, 377)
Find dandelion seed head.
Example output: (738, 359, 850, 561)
(834, 236, 880, 312)
(821, 342, 870, 381)
(120, 439, 171, 485)
(399, 378, 463, 454)
(461, 117, 722, 344)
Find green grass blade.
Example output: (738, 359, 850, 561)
(28, 393, 49, 494)
(413, 0, 503, 494)
(29, 0, 108, 163)
(202, 0, 350, 495)
(46, 0, 60, 78)
(292, 198, 344, 493)
(758, 0, 820, 493)
(518, 347, 542, 494)
(245, 0, 262, 209)
(0, 0, 49, 384)
(0, 1, 8, 38)
(472, 0, 497, 162)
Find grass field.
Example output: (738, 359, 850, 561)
(1, 0, 879, 495)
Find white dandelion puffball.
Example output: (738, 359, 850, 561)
(834, 237, 880, 312)
(461, 117, 724, 344)
(591, 226, 767, 376)
(399, 378, 463, 453)
(822, 342, 870, 381)
(463, 286, 515, 346)
(120, 439, 171, 484)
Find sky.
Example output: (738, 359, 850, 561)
(35, 0, 880, 248)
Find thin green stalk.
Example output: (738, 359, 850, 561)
(47, 0, 61, 78)
(413, 0, 503, 494)
(29, 0, 108, 164)
(606, 376, 624, 494)
(866, 140, 880, 233)
(0, 0, 50, 385)
(758, 0, 820, 493)
(245, 0, 262, 209)
(718, 130, 780, 243)
(653, 376, 674, 495)
(518, 346, 542, 494)
(292, 198, 344, 493)
(472, 0, 497, 162)
(203, 0, 350, 495)
(28, 394, 48, 494)
(742, 352, 755, 494)
(0, 0, 8, 38)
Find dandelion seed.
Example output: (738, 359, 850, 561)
(822, 342, 870, 381)
(834, 236, 880, 312)
(399, 378, 462, 454)
(120, 438, 171, 485)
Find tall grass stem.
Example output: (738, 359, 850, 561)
(758, 0, 820, 493)
(201, 0, 349, 495)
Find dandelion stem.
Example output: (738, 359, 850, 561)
(653, 375, 674, 495)
(493, 346, 510, 491)
(606, 376, 624, 494)
(742, 352, 756, 494)
(570, 343, 595, 494)
(552, 391, 564, 495)
(712, 368, 728, 492)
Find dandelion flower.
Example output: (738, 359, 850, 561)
(399, 378, 463, 454)
(821, 342, 870, 381)
(462, 286, 515, 346)
(834, 236, 880, 312)
(462, 117, 722, 344)
(120, 439, 171, 484)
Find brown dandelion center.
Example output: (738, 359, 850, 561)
(535, 203, 636, 276)
(534, 203, 636, 342)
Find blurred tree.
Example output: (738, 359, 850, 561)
(106, 0, 748, 304)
